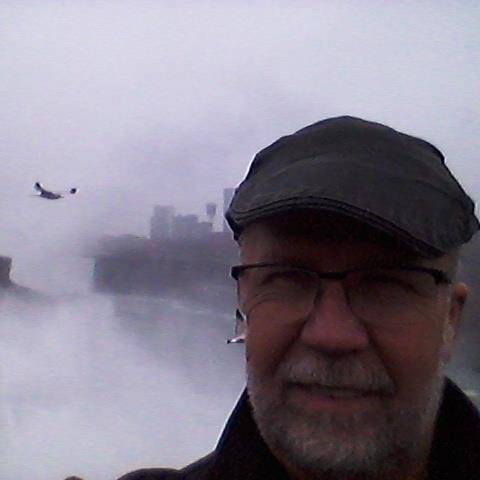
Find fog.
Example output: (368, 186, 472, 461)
(1, 291, 244, 479)
(1, 2, 479, 479)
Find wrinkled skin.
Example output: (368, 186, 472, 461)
(240, 212, 468, 480)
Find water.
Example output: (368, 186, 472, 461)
(1, 284, 478, 480)
(0, 292, 244, 480)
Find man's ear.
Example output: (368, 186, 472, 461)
(441, 282, 469, 361)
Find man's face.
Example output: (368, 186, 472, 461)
(240, 213, 467, 479)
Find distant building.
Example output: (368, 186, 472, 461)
(150, 190, 233, 240)
(205, 202, 217, 227)
(223, 188, 235, 233)
(172, 214, 212, 239)
(197, 220, 213, 238)
(150, 205, 175, 240)
(172, 214, 198, 238)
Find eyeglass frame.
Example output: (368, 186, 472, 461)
(227, 262, 452, 344)
(231, 262, 452, 285)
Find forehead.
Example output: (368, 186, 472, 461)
(240, 211, 426, 266)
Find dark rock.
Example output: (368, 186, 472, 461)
(0, 255, 47, 302)
(0, 255, 12, 286)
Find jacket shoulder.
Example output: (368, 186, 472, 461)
(116, 467, 181, 480)
(116, 452, 215, 480)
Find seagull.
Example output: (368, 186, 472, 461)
(33, 182, 77, 200)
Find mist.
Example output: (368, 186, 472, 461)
(1, 2, 479, 479)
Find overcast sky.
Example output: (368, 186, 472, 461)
(1, 1, 479, 283)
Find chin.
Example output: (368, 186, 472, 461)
(248, 372, 444, 479)
(254, 399, 403, 476)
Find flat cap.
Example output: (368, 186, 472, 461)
(226, 116, 479, 256)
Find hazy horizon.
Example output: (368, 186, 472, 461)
(2, 2, 479, 287)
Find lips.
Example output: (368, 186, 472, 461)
(288, 382, 382, 399)
(284, 382, 387, 414)
(284, 382, 383, 413)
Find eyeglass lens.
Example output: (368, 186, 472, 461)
(237, 265, 439, 327)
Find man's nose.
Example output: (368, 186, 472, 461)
(299, 280, 370, 354)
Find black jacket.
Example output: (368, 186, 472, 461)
(118, 378, 480, 480)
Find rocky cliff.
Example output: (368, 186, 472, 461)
(0, 255, 47, 301)
(0, 255, 12, 286)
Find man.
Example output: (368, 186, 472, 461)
(119, 116, 480, 479)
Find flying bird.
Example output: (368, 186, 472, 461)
(33, 182, 77, 200)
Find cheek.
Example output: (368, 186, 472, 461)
(375, 322, 446, 398)
(245, 318, 298, 381)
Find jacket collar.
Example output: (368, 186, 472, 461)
(209, 378, 480, 480)
(428, 377, 480, 479)
(209, 388, 289, 480)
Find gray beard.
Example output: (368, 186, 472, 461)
(247, 356, 446, 480)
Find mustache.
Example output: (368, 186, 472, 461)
(277, 353, 395, 395)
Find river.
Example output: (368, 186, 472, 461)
(0, 286, 478, 480)
(0, 291, 244, 480)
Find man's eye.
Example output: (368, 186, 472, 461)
(364, 274, 401, 284)
(263, 271, 294, 282)
(262, 270, 312, 286)
(361, 274, 414, 292)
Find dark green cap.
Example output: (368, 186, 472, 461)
(226, 116, 479, 256)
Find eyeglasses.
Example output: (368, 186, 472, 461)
(228, 262, 451, 341)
